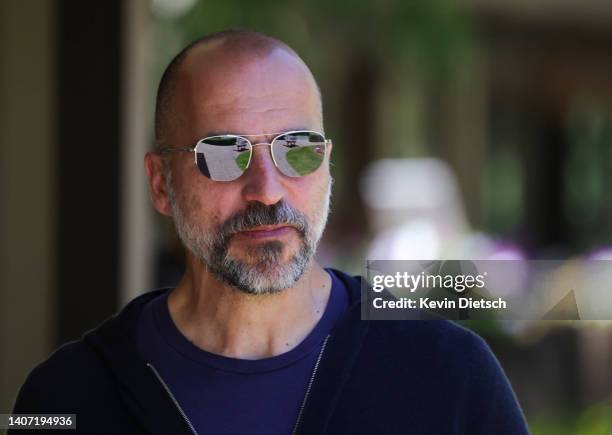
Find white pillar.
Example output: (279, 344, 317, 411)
(119, 0, 155, 306)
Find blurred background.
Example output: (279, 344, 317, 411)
(2, 0, 612, 432)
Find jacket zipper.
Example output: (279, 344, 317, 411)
(147, 334, 329, 435)
(291, 334, 330, 435)
(147, 362, 198, 435)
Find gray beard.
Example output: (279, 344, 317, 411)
(166, 171, 331, 295)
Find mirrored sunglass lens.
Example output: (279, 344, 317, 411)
(272, 131, 326, 177)
(195, 136, 251, 181)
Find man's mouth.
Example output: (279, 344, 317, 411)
(237, 225, 294, 239)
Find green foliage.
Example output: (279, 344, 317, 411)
(574, 400, 612, 435)
(482, 147, 525, 235)
(161, 0, 474, 78)
(564, 99, 612, 248)
(530, 399, 612, 435)
(235, 150, 250, 171)
(456, 319, 506, 336)
(285, 146, 324, 175)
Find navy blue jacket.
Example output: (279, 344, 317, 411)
(11, 270, 529, 434)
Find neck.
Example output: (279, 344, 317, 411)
(167, 254, 332, 359)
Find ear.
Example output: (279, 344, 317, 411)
(324, 139, 333, 165)
(144, 152, 173, 216)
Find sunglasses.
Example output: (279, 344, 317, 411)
(159, 130, 331, 182)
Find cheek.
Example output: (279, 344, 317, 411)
(173, 160, 218, 215)
(180, 182, 242, 226)
(290, 173, 330, 213)
(182, 189, 201, 212)
(181, 190, 221, 223)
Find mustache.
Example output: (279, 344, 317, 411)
(218, 201, 309, 238)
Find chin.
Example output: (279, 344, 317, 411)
(235, 240, 296, 266)
(219, 243, 311, 295)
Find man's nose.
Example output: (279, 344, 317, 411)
(240, 145, 286, 205)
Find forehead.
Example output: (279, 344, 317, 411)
(173, 46, 322, 137)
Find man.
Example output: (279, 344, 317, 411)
(11, 29, 529, 434)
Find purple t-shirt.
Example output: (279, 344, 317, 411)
(136, 269, 348, 435)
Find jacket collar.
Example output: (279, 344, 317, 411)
(84, 289, 194, 434)
(83, 269, 370, 435)
(294, 269, 370, 435)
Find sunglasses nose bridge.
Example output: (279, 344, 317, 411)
(251, 142, 272, 148)
(249, 141, 282, 168)
(248, 142, 281, 171)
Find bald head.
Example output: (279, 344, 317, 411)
(154, 29, 322, 149)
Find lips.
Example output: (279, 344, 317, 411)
(237, 225, 294, 239)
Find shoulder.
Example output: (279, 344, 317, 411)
(12, 339, 115, 413)
(372, 316, 485, 348)
(363, 320, 527, 432)
(331, 269, 495, 367)
(367, 317, 492, 368)
(12, 289, 167, 413)
(327, 269, 529, 433)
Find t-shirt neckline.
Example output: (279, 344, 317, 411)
(151, 269, 343, 374)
